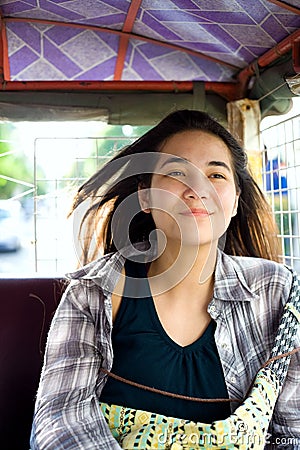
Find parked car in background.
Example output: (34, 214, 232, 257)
(0, 200, 22, 252)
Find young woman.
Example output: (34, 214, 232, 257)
(30, 110, 299, 449)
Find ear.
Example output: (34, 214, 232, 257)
(231, 193, 240, 217)
(138, 186, 151, 214)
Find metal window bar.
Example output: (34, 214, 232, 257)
(261, 113, 300, 273)
(33, 135, 138, 273)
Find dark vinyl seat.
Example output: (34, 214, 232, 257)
(0, 277, 67, 450)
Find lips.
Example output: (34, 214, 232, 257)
(180, 208, 212, 217)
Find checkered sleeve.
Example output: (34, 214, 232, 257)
(30, 279, 122, 450)
(268, 271, 300, 449)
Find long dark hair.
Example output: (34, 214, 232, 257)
(70, 109, 280, 263)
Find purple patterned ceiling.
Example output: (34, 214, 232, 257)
(1, 0, 299, 82)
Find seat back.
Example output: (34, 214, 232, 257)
(0, 277, 67, 450)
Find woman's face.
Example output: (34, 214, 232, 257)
(139, 130, 239, 249)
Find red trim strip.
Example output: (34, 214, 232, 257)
(114, 0, 142, 80)
(114, 36, 130, 80)
(238, 29, 300, 95)
(240, 29, 300, 75)
(293, 40, 300, 72)
(267, 0, 300, 15)
(123, 0, 142, 32)
(0, 17, 10, 80)
(0, 80, 238, 101)
(0, 80, 194, 91)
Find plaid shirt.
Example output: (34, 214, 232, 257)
(30, 245, 300, 449)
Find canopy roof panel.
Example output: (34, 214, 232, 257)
(1, 0, 299, 82)
(0, 0, 299, 123)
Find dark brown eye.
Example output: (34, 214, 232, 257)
(209, 173, 226, 179)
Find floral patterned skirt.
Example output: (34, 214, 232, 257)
(100, 366, 280, 450)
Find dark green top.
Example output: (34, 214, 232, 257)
(100, 258, 230, 422)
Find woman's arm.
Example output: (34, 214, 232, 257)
(30, 279, 122, 450)
(269, 330, 300, 449)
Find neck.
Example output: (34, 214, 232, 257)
(148, 239, 218, 297)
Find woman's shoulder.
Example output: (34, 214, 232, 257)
(64, 241, 151, 290)
(66, 252, 118, 280)
(217, 250, 294, 297)
(54, 251, 124, 314)
(221, 250, 292, 276)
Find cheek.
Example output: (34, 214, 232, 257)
(216, 187, 238, 216)
(149, 185, 179, 210)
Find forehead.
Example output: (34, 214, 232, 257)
(159, 130, 231, 161)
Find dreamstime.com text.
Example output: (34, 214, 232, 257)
(158, 431, 300, 447)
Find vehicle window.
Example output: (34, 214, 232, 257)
(0, 122, 150, 275)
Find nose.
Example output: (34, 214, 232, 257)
(183, 185, 201, 199)
(182, 174, 211, 200)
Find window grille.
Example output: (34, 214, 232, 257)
(261, 112, 300, 273)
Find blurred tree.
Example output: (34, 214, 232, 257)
(0, 122, 46, 199)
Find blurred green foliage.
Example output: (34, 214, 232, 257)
(0, 123, 46, 200)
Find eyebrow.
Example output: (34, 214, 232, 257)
(208, 160, 231, 172)
(158, 156, 231, 172)
(159, 156, 189, 168)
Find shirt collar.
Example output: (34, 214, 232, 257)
(67, 243, 259, 302)
(214, 249, 259, 302)
(66, 241, 154, 294)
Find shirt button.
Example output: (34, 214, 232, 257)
(230, 376, 237, 384)
(210, 305, 216, 312)
(221, 343, 228, 350)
